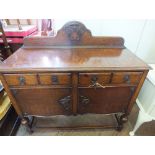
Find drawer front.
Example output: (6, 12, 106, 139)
(39, 73, 71, 85)
(4, 74, 38, 86)
(112, 72, 143, 84)
(78, 73, 111, 87)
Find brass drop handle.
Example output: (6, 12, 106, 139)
(19, 76, 25, 85)
(80, 95, 90, 106)
(89, 82, 106, 89)
(124, 75, 130, 84)
(51, 75, 59, 84)
(90, 75, 106, 89)
(96, 82, 106, 88)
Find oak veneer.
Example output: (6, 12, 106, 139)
(0, 21, 150, 132)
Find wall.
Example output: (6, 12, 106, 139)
(135, 20, 155, 64)
(54, 19, 155, 64)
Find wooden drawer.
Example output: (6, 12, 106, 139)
(39, 73, 71, 85)
(4, 74, 38, 86)
(112, 72, 143, 84)
(78, 73, 111, 87)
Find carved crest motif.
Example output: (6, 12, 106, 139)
(62, 21, 90, 42)
(58, 96, 71, 111)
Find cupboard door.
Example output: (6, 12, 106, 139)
(11, 88, 72, 116)
(78, 86, 136, 114)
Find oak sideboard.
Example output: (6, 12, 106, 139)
(0, 21, 150, 132)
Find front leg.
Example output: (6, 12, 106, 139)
(21, 116, 34, 134)
(120, 113, 128, 122)
(115, 113, 128, 131)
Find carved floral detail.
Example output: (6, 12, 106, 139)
(62, 21, 89, 42)
(58, 96, 71, 111)
(80, 95, 90, 106)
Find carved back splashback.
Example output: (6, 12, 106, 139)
(23, 21, 125, 48)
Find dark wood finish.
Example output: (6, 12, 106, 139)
(0, 48, 150, 72)
(72, 72, 78, 114)
(0, 21, 150, 132)
(31, 114, 118, 131)
(78, 86, 135, 114)
(11, 88, 72, 116)
(24, 21, 124, 47)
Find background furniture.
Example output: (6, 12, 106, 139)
(129, 64, 155, 136)
(0, 21, 150, 133)
(0, 19, 38, 56)
(0, 81, 20, 136)
(0, 83, 11, 120)
(0, 20, 12, 59)
(0, 20, 21, 135)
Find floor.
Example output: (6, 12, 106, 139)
(16, 104, 155, 136)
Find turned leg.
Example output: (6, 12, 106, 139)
(21, 116, 34, 134)
(115, 114, 123, 131)
(21, 117, 30, 133)
(129, 110, 153, 136)
(120, 114, 128, 122)
(115, 113, 128, 131)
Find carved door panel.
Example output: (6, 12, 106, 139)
(11, 88, 72, 116)
(78, 86, 136, 114)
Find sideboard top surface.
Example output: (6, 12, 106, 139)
(0, 21, 150, 72)
(0, 47, 150, 72)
